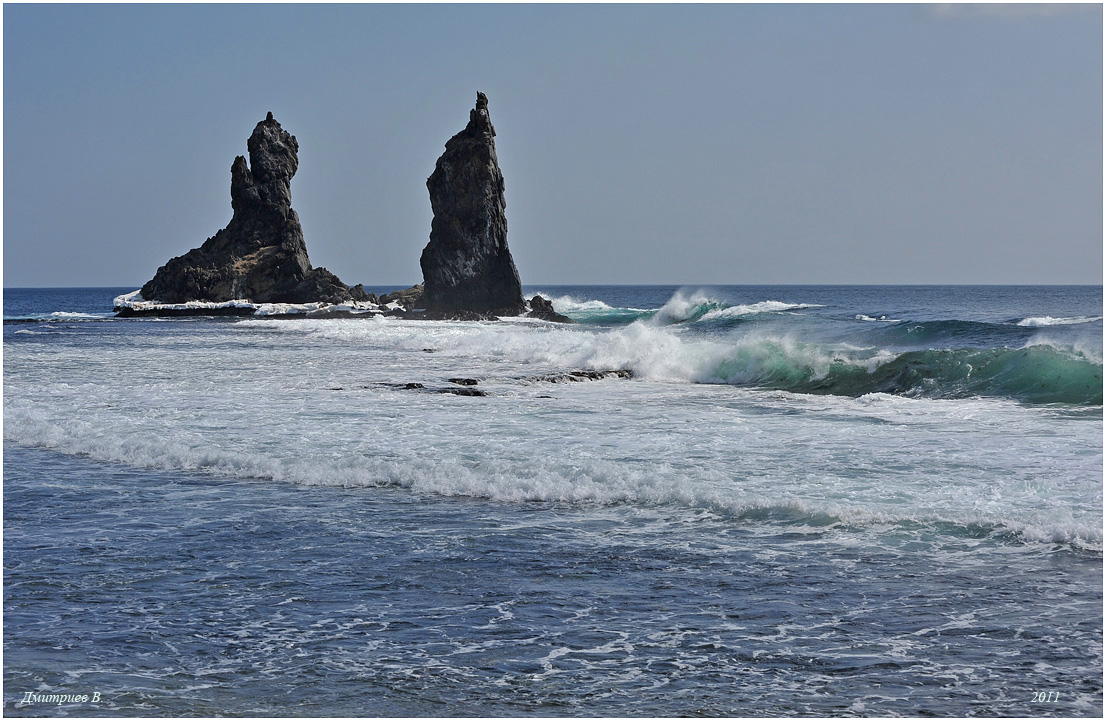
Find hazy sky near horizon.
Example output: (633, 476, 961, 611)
(4, 3, 1102, 287)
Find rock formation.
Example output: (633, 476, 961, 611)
(139, 112, 364, 305)
(378, 284, 424, 309)
(420, 92, 526, 317)
(527, 295, 572, 323)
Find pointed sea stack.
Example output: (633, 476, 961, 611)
(420, 92, 526, 317)
(139, 113, 361, 305)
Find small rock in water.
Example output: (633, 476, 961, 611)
(448, 378, 480, 386)
(527, 295, 573, 324)
(443, 387, 488, 397)
(379, 284, 424, 311)
(527, 370, 633, 383)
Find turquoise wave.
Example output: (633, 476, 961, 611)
(710, 343, 1102, 405)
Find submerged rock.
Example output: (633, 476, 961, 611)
(139, 113, 363, 305)
(420, 92, 525, 317)
(443, 387, 488, 397)
(526, 370, 633, 384)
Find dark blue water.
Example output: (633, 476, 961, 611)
(5, 445, 1102, 716)
(4, 285, 1103, 716)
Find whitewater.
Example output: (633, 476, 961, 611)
(3, 284, 1102, 716)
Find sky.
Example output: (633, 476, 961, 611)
(3, 3, 1102, 287)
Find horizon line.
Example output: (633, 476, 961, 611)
(4, 282, 1104, 290)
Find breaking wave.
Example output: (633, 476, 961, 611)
(4, 311, 113, 323)
(4, 407, 1099, 550)
(602, 324, 1102, 405)
(254, 313, 1102, 406)
(1017, 315, 1103, 327)
(706, 341, 1102, 405)
(541, 294, 653, 326)
(650, 290, 823, 326)
(542, 290, 826, 327)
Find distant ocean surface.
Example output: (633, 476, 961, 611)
(4, 284, 1102, 716)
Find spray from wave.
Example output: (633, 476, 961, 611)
(537, 293, 653, 325)
(650, 290, 824, 326)
(1017, 315, 1103, 327)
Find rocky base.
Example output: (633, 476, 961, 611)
(113, 287, 574, 323)
(113, 290, 411, 319)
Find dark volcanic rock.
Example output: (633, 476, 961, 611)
(527, 369, 633, 384)
(378, 284, 424, 310)
(443, 387, 488, 397)
(349, 285, 377, 304)
(419, 92, 525, 317)
(139, 113, 359, 304)
(527, 295, 573, 323)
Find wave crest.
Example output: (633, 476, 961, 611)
(650, 290, 823, 326)
(1017, 315, 1103, 327)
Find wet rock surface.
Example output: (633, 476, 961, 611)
(526, 370, 633, 383)
(527, 295, 573, 323)
(378, 284, 424, 309)
(444, 387, 488, 397)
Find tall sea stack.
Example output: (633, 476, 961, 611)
(420, 92, 526, 316)
(140, 113, 359, 304)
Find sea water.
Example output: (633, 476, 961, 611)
(3, 285, 1102, 716)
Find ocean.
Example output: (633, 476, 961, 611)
(3, 284, 1102, 716)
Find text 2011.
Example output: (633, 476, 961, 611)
(1031, 691, 1059, 703)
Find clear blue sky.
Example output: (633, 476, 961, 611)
(3, 3, 1102, 286)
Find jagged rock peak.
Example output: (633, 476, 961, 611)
(419, 92, 525, 316)
(466, 91, 495, 137)
(138, 113, 363, 305)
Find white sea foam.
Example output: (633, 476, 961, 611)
(537, 294, 615, 312)
(1017, 315, 1102, 327)
(5, 308, 1101, 549)
(47, 311, 106, 319)
(856, 314, 901, 323)
(1021, 334, 1104, 365)
(699, 300, 825, 321)
(4, 386, 1098, 548)
(8, 287, 1102, 551)
(251, 316, 898, 389)
(533, 293, 652, 322)
(114, 290, 260, 312)
(651, 290, 720, 324)
(112, 289, 384, 316)
(649, 290, 824, 325)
